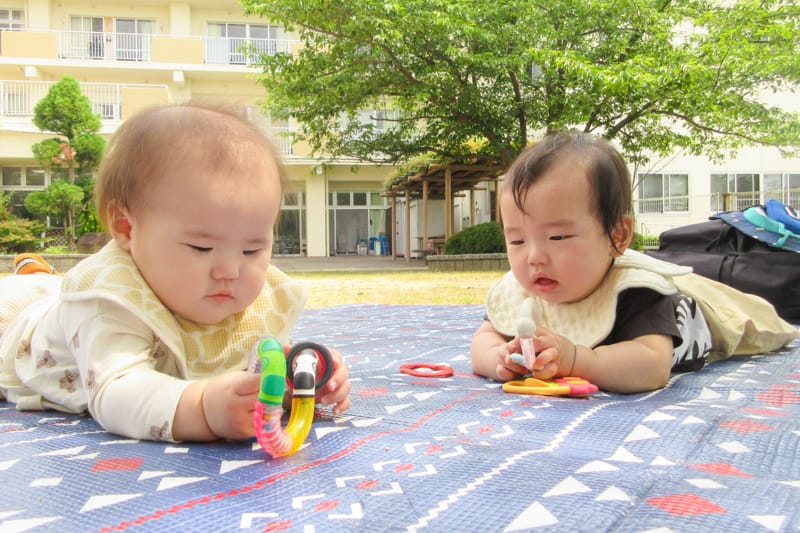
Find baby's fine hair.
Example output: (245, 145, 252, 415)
(505, 131, 632, 247)
(95, 102, 286, 230)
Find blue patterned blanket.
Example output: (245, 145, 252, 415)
(2, 304, 799, 532)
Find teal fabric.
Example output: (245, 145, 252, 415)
(715, 206, 800, 252)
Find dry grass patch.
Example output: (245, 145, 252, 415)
(292, 270, 501, 308)
(0, 271, 502, 309)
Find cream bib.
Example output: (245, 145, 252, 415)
(485, 249, 691, 347)
(60, 241, 306, 378)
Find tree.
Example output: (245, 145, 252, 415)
(32, 76, 105, 183)
(24, 180, 84, 243)
(0, 191, 43, 253)
(241, 0, 800, 171)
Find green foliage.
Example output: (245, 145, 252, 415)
(0, 217, 45, 253)
(24, 180, 85, 243)
(41, 245, 71, 254)
(72, 133, 106, 171)
(74, 175, 101, 235)
(24, 180, 83, 219)
(31, 76, 105, 182)
(0, 191, 11, 222)
(630, 233, 660, 251)
(241, 0, 800, 170)
(30, 138, 63, 170)
(33, 77, 101, 139)
(443, 221, 506, 255)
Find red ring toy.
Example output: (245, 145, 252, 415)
(399, 363, 454, 378)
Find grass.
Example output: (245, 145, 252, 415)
(292, 270, 501, 308)
(0, 270, 502, 309)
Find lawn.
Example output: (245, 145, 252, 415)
(0, 270, 503, 309)
(292, 270, 501, 308)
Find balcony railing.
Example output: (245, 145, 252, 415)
(60, 31, 152, 62)
(0, 79, 295, 154)
(635, 190, 800, 216)
(637, 195, 691, 214)
(268, 126, 295, 155)
(53, 30, 291, 65)
(204, 36, 290, 65)
(0, 80, 157, 121)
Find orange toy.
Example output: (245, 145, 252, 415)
(13, 253, 58, 275)
(502, 376, 598, 397)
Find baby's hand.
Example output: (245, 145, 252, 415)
(495, 338, 527, 381)
(315, 347, 351, 415)
(530, 326, 572, 379)
(202, 371, 261, 440)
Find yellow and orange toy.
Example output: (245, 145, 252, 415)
(13, 253, 59, 275)
(502, 376, 598, 397)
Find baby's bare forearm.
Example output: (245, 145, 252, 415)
(576, 336, 672, 393)
(172, 381, 216, 442)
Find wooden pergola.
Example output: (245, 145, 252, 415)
(382, 161, 503, 261)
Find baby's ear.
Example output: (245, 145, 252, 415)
(611, 215, 634, 255)
(107, 201, 133, 251)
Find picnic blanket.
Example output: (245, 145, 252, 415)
(2, 304, 799, 532)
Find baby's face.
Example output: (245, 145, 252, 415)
(501, 156, 621, 304)
(120, 160, 282, 324)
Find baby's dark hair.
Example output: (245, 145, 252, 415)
(505, 131, 632, 249)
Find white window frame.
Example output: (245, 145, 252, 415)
(638, 173, 689, 214)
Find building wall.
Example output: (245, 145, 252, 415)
(0, 0, 393, 257)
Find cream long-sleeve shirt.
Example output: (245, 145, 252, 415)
(0, 242, 306, 441)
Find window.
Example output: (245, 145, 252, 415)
(246, 107, 293, 154)
(275, 192, 305, 256)
(374, 110, 387, 132)
(336, 192, 351, 207)
(4, 91, 26, 115)
(207, 23, 282, 65)
(327, 190, 389, 255)
(0, 8, 23, 30)
(66, 16, 104, 59)
(282, 192, 300, 207)
(761, 173, 800, 209)
(329, 191, 386, 207)
(114, 18, 153, 61)
(26, 168, 46, 187)
(1, 167, 22, 186)
(638, 173, 689, 214)
(789, 174, 800, 208)
(0, 167, 51, 188)
(93, 103, 117, 119)
(710, 173, 761, 211)
(249, 24, 280, 55)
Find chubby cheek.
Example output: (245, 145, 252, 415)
(508, 253, 534, 292)
(239, 265, 269, 300)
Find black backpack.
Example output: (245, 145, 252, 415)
(646, 218, 800, 321)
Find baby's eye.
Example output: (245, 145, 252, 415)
(508, 239, 524, 246)
(188, 245, 212, 252)
(243, 249, 262, 256)
(549, 235, 573, 241)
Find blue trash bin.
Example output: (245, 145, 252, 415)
(378, 234, 390, 255)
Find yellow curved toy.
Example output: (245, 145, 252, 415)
(249, 337, 331, 458)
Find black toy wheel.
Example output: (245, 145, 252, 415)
(286, 341, 334, 389)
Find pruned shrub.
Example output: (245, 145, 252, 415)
(443, 221, 506, 255)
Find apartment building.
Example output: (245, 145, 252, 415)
(0, 0, 397, 257)
(1, 1, 798, 258)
